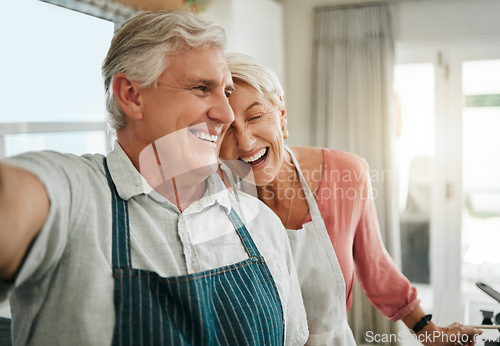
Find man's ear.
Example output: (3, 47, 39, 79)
(113, 72, 143, 121)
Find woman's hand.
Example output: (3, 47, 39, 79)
(403, 306, 483, 345)
(416, 322, 483, 346)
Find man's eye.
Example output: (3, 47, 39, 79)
(225, 90, 232, 98)
(194, 86, 209, 93)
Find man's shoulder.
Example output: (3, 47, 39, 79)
(4, 150, 105, 169)
(231, 191, 285, 232)
(3, 151, 107, 190)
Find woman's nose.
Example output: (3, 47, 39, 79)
(236, 128, 256, 152)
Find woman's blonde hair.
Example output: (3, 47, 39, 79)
(225, 52, 284, 107)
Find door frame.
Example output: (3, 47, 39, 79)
(395, 38, 500, 324)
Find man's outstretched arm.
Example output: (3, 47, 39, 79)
(0, 163, 49, 280)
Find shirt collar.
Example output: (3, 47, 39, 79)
(106, 141, 145, 201)
(183, 173, 232, 216)
(106, 141, 232, 215)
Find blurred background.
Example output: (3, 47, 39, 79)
(1, 0, 499, 344)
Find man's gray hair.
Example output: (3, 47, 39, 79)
(102, 10, 227, 131)
(225, 52, 284, 107)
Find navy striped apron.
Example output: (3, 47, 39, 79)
(104, 159, 284, 346)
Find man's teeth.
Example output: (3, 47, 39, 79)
(194, 131, 218, 142)
(242, 148, 267, 163)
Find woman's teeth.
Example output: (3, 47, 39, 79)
(194, 131, 218, 142)
(241, 148, 267, 163)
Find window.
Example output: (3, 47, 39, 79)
(461, 59, 500, 286)
(394, 63, 435, 312)
(0, 0, 115, 158)
(395, 42, 500, 326)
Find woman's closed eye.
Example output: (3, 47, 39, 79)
(248, 113, 264, 121)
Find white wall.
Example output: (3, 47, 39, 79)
(279, 0, 500, 146)
(394, 0, 500, 46)
(202, 0, 285, 82)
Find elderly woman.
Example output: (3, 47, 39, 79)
(219, 52, 482, 346)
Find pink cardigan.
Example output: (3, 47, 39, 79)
(301, 149, 420, 321)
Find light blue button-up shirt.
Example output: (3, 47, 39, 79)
(1, 141, 308, 346)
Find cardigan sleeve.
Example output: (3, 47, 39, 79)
(352, 162, 420, 321)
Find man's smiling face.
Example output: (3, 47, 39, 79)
(137, 46, 234, 182)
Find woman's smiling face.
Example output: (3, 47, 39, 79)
(219, 81, 286, 186)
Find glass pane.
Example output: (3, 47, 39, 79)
(394, 64, 435, 294)
(0, 0, 114, 123)
(463, 60, 500, 95)
(5, 131, 107, 157)
(461, 60, 500, 295)
(394, 64, 435, 212)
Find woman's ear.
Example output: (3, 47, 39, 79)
(279, 106, 287, 131)
(278, 95, 287, 128)
(112, 72, 143, 121)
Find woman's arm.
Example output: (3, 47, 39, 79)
(0, 163, 49, 280)
(346, 154, 482, 345)
(403, 305, 482, 346)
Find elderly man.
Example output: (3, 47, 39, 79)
(0, 10, 307, 346)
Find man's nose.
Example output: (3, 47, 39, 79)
(208, 94, 234, 125)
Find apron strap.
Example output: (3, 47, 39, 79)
(284, 146, 325, 227)
(227, 208, 262, 259)
(104, 157, 262, 267)
(103, 158, 132, 270)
